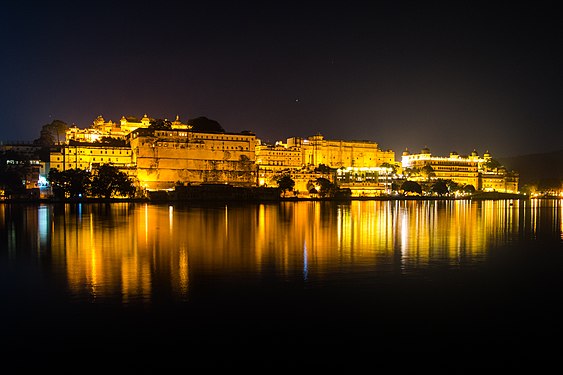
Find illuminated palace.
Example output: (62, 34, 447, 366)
(401, 147, 519, 193)
(52, 114, 257, 191)
(35, 113, 519, 197)
(256, 134, 396, 196)
(129, 128, 256, 191)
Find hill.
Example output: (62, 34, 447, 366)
(498, 149, 563, 185)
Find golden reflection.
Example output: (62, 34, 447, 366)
(560, 201, 563, 240)
(176, 245, 189, 298)
(10, 199, 556, 304)
(560, 200, 563, 241)
(144, 203, 149, 244)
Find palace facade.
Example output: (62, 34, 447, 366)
(1, 113, 522, 198)
(401, 147, 519, 193)
(255, 134, 396, 195)
(129, 128, 257, 191)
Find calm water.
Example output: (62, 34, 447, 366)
(1, 199, 563, 361)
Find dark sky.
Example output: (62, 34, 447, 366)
(1, 1, 562, 157)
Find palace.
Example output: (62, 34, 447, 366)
(401, 147, 519, 193)
(1, 113, 521, 199)
(65, 114, 191, 143)
(129, 128, 256, 191)
(255, 134, 396, 195)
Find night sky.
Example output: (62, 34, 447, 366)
(1, 1, 562, 157)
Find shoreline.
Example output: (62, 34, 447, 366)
(0, 191, 533, 204)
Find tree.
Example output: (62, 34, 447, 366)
(380, 162, 397, 174)
(149, 118, 172, 130)
(462, 184, 476, 195)
(275, 175, 295, 197)
(0, 168, 26, 197)
(315, 164, 332, 174)
(47, 168, 91, 199)
(316, 177, 336, 197)
(401, 180, 422, 195)
(67, 169, 92, 198)
(420, 164, 435, 180)
(91, 164, 136, 199)
(187, 116, 225, 133)
(446, 180, 459, 193)
(402, 167, 419, 178)
(430, 179, 449, 196)
(34, 120, 69, 146)
(47, 168, 65, 199)
(0, 150, 28, 196)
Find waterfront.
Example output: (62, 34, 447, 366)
(1, 199, 562, 362)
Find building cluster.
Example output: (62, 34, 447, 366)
(1, 114, 519, 199)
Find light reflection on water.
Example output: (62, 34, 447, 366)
(1, 199, 563, 356)
(1, 199, 561, 305)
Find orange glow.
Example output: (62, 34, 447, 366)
(36, 199, 560, 303)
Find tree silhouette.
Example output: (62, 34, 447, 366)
(430, 179, 449, 196)
(148, 119, 172, 130)
(462, 184, 476, 194)
(47, 168, 65, 199)
(315, 164, 333, 173)
(401, 180, 422, 195)
(0, 168, 25, 196)
(188, 116, 225, 133)
(91, 164, 135, 199)
(276, 175, 295, 197)
(34, 120, 69, 146)
(316, 177, 335, 197)
(420, 164, 435, 180)
(47, 168, 91, 199)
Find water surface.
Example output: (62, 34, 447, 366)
(1, 199, 562, 361)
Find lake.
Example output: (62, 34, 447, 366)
(1, 199, 562, 365)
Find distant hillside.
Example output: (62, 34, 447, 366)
(498, 149, 563, 185)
